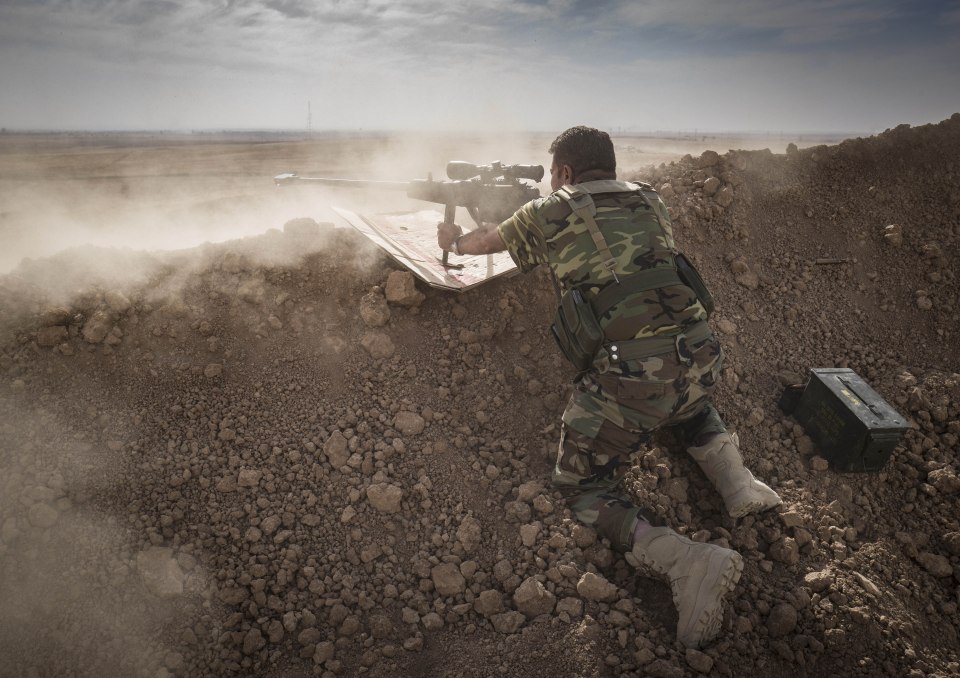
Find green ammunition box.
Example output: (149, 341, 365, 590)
(782, 368, 908, 472)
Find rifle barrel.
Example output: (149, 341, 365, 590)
(276, 175, 410, 191)
(273, 172, 540, 223)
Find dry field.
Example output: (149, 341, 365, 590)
(0, 120, 957, 678)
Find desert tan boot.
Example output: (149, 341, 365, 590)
(626, 526, 743, 648)
(687, 432, 782, 518)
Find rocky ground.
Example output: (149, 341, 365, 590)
(1, 115, 958, 678)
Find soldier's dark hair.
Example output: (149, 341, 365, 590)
(549, 126, 616, 176)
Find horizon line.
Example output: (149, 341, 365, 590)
(0, 127, 873, 138)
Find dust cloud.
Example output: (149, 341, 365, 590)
(0, 393, 192, 677)
(0, 130, 830, 281)
(0, 131, 551, 277)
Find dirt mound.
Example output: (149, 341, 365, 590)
(1, 116, 958, 677)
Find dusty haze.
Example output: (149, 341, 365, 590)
(0, 130, 845, 278)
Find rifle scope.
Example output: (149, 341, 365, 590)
(446, 161, 544, 183)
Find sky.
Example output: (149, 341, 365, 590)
(0, 0, 958, 134)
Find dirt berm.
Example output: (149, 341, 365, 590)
(1, 115, 958, 678)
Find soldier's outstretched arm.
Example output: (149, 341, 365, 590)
(437, 221, 507, 256)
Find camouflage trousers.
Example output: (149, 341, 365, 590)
(551, 332, 727, 551)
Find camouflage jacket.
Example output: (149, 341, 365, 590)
(498, 179, 707, 342)
(498, 180, 716, 437)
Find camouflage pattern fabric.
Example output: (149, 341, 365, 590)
(498, 180, 709, 344)
(499, 180, 729, 550)
(554, 398, 725, 551)
(554, 420, 652, 551)
(564, 332, 725, 438)
(553, 342, 727, 551)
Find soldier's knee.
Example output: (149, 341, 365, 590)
(550, 463, 582, 496)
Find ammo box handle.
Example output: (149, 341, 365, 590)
(838, 377, 886, 420)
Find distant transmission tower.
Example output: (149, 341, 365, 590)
(307, 100, 312, 132)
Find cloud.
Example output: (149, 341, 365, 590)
(264, 0, 312, 20)
(611, 0, 901, 43)
(0, 0, 956, 131)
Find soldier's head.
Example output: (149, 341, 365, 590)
(549, 126, 617, 191)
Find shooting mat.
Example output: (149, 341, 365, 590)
(332, 207, 518, 292)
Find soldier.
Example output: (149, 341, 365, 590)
(437, 126, 781, 648)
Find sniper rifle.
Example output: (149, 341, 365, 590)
(274, 161, 544, 267)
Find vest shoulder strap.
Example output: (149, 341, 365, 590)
(555, 184, 619, 282)
(625, 182, 675, 254)
(554, 180, 675, 284)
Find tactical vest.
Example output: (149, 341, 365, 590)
(549, 180, 715, 373)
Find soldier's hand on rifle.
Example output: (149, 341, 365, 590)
(437, 221, 463, 252)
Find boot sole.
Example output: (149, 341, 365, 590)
(678, 549, 744, 648)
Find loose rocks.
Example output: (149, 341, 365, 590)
(384, 271, 425, 307)
(324, 431, 350, 468)
(767, 603, 798, 637)
(803, 570, 833, 593)
(204, 363, 223, 378)
(474, 590, 504, 617)
(360, 332, 395, 359)
(81, 311, 112, 343)
(576, 572, 618, 602)
(917, 552, 953, 578)
(769, 537, 800, 564)
(367, 483, 403, 513)
(36, 325, 67, 347)
(715, 186, 734, 208)
(359, 289, 391, 327)
(928, 468, 960, 494)
(136, 547, 185, 598)
(685, 649, 714, 674)
(491, 611, 526, 634)
(243, 628, 265, 655)
(431, 563, 466, 596)
(237, 468, 262, 488)
(513, 577, 556, 618)
(697, 150, 720, 168)
(394, 411, 425, 436)
(457, 516, 482, 553)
